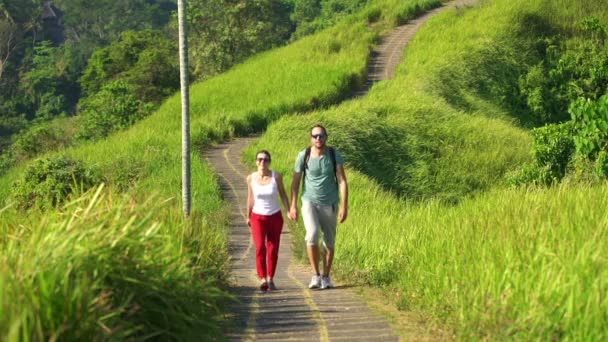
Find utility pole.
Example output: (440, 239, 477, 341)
(177, 0, 191, 217)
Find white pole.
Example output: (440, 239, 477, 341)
(177, 0, 191, 217)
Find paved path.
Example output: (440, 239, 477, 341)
(204, 1, 476, 340)
(353, 0, 477, 97)
(206, 139, 398, 341)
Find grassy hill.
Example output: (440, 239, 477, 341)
(0, 0, 441, 339)
(1, 0, 607, 339)
(247, 0, 608, 339)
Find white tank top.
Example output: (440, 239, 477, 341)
(251, 171, 281, 215)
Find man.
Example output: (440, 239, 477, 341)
(289, 124, 348, 289)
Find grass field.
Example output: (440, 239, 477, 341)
(246, 0, 608, 339)
(1, 0, 607, 339)
(0, 0, 442, 339)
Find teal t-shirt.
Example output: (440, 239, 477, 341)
(294, 148, 344, 205)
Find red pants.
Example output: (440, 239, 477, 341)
(250, 211, 283, 279)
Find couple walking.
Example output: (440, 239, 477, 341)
(246, 124, 349, 292)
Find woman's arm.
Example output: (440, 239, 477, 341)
(275, 172, 291, 213)
(246, 174, 254, 226)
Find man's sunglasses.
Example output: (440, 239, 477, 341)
(311, 133, 327, 139)
(256, 157, 270, 162)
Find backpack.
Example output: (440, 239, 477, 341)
(301, 146, 338, 192)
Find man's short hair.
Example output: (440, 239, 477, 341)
(310, 124, 327, 136)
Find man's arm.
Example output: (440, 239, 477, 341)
(289, 172, 302, 221)
(336, 164, 348, 223)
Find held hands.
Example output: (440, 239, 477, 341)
(288, 206, 298, 221)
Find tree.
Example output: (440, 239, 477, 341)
(0, 18, 18, 80)
(77, 80, 153, 140)
(79, 30, 179, 104)
(55, 0, 175, 45)
(20, 40, 79, 119)
(186, 0, 293, 78)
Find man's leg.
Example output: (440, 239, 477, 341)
(322, 247, 334, 277)
(307, 244, 320, 275)
(302, 201, 322, 288)
(319, 204, 337, 289)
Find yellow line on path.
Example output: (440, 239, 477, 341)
(213, 139, 329, 341)
(288, 264, 329, 342)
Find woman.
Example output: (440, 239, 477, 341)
(247, 150, 290, 291)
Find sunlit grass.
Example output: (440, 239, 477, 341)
(0, 0, 440, 338)
(245, 0, 608, 339)
(0, 186, 229, 340)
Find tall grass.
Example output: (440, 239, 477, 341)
(0, 186, 229, 340)
(0, 0, 441, 337)
(337, 176, 608, 340)
(245, 0, 608, 339)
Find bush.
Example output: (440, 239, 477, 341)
(11, 121, 73, 160)
(570, 94, 608, 159)
(77, 80, 154, 140)
(519, 17, 608, 125)
(510, 121, 574, 185)
(11, 156, 102, 210)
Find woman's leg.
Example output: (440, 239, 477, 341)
(249, 213, 268, 279)
(266, 211, 284, 279)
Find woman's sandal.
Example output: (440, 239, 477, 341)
(260, 279, 269, 292)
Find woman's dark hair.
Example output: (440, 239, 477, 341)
(256, 150, 271, 162)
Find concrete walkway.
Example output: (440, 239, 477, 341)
(204, 1, 476, 340)
(206, 139, 398, 341)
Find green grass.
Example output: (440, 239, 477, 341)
(0, 186, 229, 340)
(0, 0, 442, 338)
(245, 0, 608, 339)
(2, 0, 607, 339)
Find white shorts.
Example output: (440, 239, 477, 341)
(302, 200, 337, 249)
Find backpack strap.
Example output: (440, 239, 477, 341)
(301, 147, 311, 193)
(328, 147, 338, 189)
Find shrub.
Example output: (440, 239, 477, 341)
(510, 121, 574, 185)
(519, 17, 608, 126)
(570, 94, 608, 159)
(79, 30, 179, 104)
(11, 121, 73, 160)
(77, 80, 154, 140)
(11, 156, 102, 210)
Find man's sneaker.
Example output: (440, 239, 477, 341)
(308, 275, 321, 289)
(321, 276, 334, 289)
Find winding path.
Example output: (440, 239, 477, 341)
(204, 1, 475, 340)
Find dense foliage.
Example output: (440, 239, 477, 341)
(511, 17, 608, 185)
(77, 80, 154, 140)
(0, 0, 376, 173)
(11, 155, 101, 209)
(79, 30, 179, 103)
(519, 17, 608, 125)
